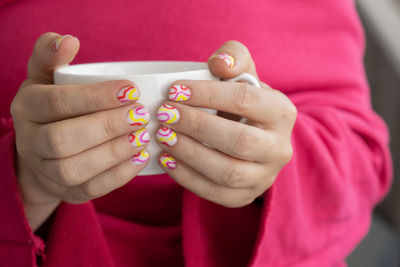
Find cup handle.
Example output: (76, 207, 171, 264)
(225, 72, 261, 88)
(224, 72, 261, 123)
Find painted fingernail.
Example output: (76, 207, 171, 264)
(129, 128, 150, 147)
(156, 127, 177, 146)
(117, 85, 140, 102)
(52, 35, 73, 51)
(212, 53, 235, 68)
(159, 153, 177, 169)
(169, 85, 191, 102)
(156, 104, 180, 124)
(131, 149, 150, 166)
(126, 106, 150, 126)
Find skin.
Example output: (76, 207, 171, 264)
(11, 33, 296, 232)
(158, 41, 297, 208)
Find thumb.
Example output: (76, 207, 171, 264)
(207, 40, 259, 80)
(27, 32, 80, 84)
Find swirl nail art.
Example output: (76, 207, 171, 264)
(131, 150, 150, 165)
(213, 53, 235, 68)
(159, 153, 177, 169)
(156, 104, 180, 124)
(127, 107, 150, 126)
(117, 86, 140, 102)
(129, 128, 150, 147)
(156, 127, 177, 146)
(169, 85, 191, 102)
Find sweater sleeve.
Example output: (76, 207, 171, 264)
(181, 99, 391, 267)
(247, 89, 392, 267)
(0, 117, 45, 267)
(180, 2, 392, 267)
(0, 118, 114, 267)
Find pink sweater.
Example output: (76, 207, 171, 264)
(0, 0, 392, 266)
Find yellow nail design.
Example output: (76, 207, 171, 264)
(126, 107, 150, 126)
(159, 153, 177, 169)
(156, 127, 177, 146)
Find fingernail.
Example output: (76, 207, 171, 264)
(169, 85, 191, 102)
(156, 104, 180, 124)
(117, 85, 140, 102)
(52, 34, 73, 51)
(212, 53, 235, 68)
(126, 106, 150, 126)
(159, 153, 177, 169)
(156, 127, 177, 146)
(129, 128, 150, 147)
(131, 149, 150, 165)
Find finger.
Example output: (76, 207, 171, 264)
(20, 80, 140, 123)
(33, 104, 150, 159)
(157, 152, 256, 208)
(156, 127, 266, 189)
(40, 130, 150, 187)
(28, 32, 80, 84)
(168, 80, 296, 128)
(156, 102, 273, 162)
(66, 152, 150, 203)
(207, 40, 259, 80)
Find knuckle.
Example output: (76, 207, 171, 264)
(81, 167, 127, 200)
(108, 140, 129, 165)
(101, 115, 117, 138)
(91, 93, 106, 111)
(48, 89, 69, 116)
(15, 141, 29, 157)
(81, 181, 101, 199)
(190, 112, 207, 138)
(284, 101, 298, 124)
(288, 102, 298, 119)
(53, 158, 80, 186)
(44, 125, 70, 157)
(86, 85, 107, 110)
(204, 184, 222, 201)
(279, 144, 293, 165)
(205, 85, 220, 107)
(10, 97, 22, 118)
(108, 167, 126, 188)
(231, 127, 255, 158)
(278, 94, 297, 125)
(184, 140, 202, 164)
(235, 83, 255, 114)
(223, 163, 246, 188)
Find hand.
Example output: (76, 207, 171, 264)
(11, 33, 151, 231)
(155, 41, 297, 207)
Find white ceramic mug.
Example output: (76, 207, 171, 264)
(54, 61, 260, 175)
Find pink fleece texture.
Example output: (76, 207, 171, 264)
(0, 0, 392, 266)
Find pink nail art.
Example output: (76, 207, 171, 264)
(129, 128, 150, 147)
(213, 53, 235, 68)
(156, 104, 180, 124)
(126, 107, 150, 126)
(156, 127, 177, 146)
(169, 85, 191, 102)
(52, 35, 73, 51)
(117, 85, 140, 102)
(131, 150, 150, 165)
(159, 153, 177, 169)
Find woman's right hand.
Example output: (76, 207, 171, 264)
(10, 33, 151, 231)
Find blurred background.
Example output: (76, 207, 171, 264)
(347, 0, 400, 266)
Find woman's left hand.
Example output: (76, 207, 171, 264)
(155, 41, 297, 207)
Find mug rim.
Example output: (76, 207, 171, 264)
(54, 61, 209, 78)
